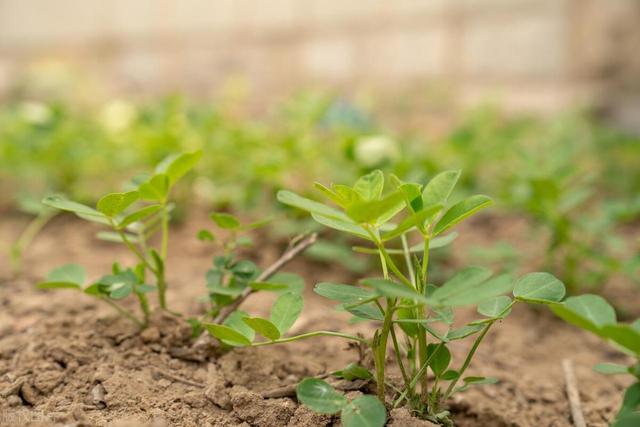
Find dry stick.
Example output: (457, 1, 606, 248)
(562, 359, 587, 427)
(212, 232, 318, 324)
(153, 369, 205, 388)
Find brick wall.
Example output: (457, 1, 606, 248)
(0, 0, 638, 121)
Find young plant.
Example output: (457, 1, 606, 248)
(551, 295, 640, 426)
(37, 151, 202, 326)
(265, 170, 566, 425)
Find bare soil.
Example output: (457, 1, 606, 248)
(0, 212, 636, 426)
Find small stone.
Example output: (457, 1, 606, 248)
(7, 395, 21, 406)
(20, 382, 39, 405)
(140, 327, 161, 344)
(158, 379, 172, 388)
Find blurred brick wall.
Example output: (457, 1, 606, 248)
(0, 0, 638, 121)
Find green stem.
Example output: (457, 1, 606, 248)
(101, 297, 144, 328)
(390, 324, 411, 392)
(418, 235, 431, 402)
(251, 330, 368, 347)
(375, 301, 395, 401)
(443, 322, 492, 400)
(136, 292, 151, 327)
(11, 209, 57, 275)
(401, 234, 416, 287)
(394, 341, 443, 408)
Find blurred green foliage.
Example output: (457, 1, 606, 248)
(1, 91, 639, 292)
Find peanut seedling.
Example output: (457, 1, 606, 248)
(267, 170, 567, 426)
(37, 151, 202, 326)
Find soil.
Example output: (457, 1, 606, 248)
(0, 211, 637, 426)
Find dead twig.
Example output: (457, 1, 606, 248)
(152, 369, 205, 389)
(562, 359, 586, 427)
(261, 373, 369, 399)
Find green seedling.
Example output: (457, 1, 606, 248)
(37, 151, 202, 326)
(207, 169, 566, 425)
(551, 295, 640, 426)
(10, 195, 58, 276)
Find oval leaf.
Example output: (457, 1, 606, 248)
(315, 283, 377, 303)
(433, 194, 492, 235)
(96, 191, 139, 217)
(204, 324, 251, 347)
(270, 292, 303, 334)
(513, 272, 565, 304)
(242, 317, 281, 340)
(341, 395, 386, 427)
(550, 294, 616, 337)
(477, 295, 512, 318)
(210, 212, 241, 229)
(47, 263, 86, 284)
(296, 378, 348, 414)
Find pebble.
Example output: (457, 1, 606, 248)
(141, 327, 161, 344)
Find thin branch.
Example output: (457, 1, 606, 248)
(563, 359, 587, 427)
(212, 233, 318, 324)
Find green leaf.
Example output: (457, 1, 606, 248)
(224, 310, 255, 343)
(446, 324, 484, 340)
(464, 376, 498, 385)
(278, 190, 350, 221)
(210, 212, 241, 229)
(203, 324, 252, 347)
(118, 205, 163, 229)
(332, 363, 373, 381)
(437, 273, 513, 307)
(616, 383, 640, 423)
(343, 303, 384, 321)
(353, 170, 384, 201)
(550, 294, 616, 337)
(47, 263, 86, 284)
(37, 282, 82, 290)
(270, 292, 303, 334)
(96, 191, 140, 217)
(601, 324, 640, 356)
(422, 170, 461, 208)
(433, 194, 492, 235)
(430, 267, 493, 306)
(477, 296, 513, 318)
(296, 378, 348, 414)
(311, 213, 370, 239)
(341, 395, 386, 427)
(427, 343, 451, 375)
(380, 204, 443, 241)
(197, 229, 215, 241)
(138, 174, 169, 201)
(360, 278, 429, 303)
(315, 283, 377, 303)
(242, 317, 281, 340)
(442, 370, 460, 381)
(346, 190, 405, 225)
(314, 182, 348, 207)
(593, 363, 631, 375)
(513, 272, 565, 304)
(249, 272, 305, 293)
(156, 150, 202, 185)
(96, 231, 139, 243)
(42, 195, 107, 224)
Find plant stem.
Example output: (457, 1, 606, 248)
(375, 300, 395, 401)
(390, 324, 411, 391)
(250, 330, 367, 346)
(418, 235, 431, 402)
(443, 323, 492, 400)
(11, 209, 57, 275)
(100, 297, 144, 328)
(401, 234, 416, 288)
(136, 292, 151, 327)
